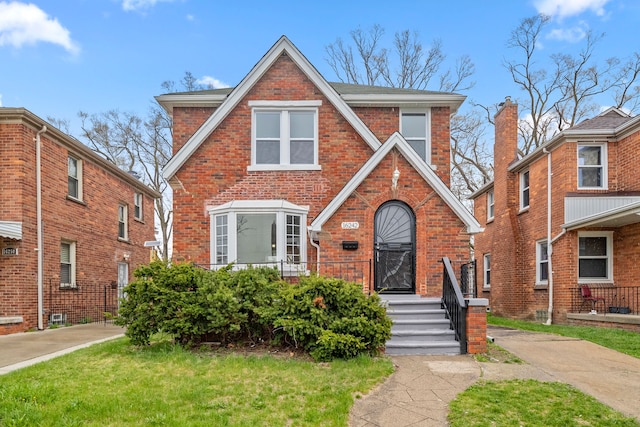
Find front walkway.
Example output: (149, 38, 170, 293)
(350, 326, 640, 426)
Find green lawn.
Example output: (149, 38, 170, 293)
(0, 338, 393, 427)
(488, 314, 640, 358)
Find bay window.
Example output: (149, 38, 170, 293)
(209, 200, 308, 271)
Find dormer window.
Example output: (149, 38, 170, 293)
(400, 110, 430, 162)
(249, 101, 320, 171)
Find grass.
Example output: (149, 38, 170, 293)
(449, 379, 640, 426)
(488, 314, 640, 358)
(0, 338, 393, 426)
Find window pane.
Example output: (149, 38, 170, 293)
(578, 146, 601, 166)
(579, 259, 607, 278)
(68, 177, 78, 198)
(290, 140, 314, 164)
(579, 168, 602, 187)
(540, 262, 548, 281)
(237, 214, 277, 263)
(408, 139, 426, 161)
(61, 264, 71, 284)
(68, 157, 77, 178)
(401, 114, 426, 138)
(256, 112, 280, 138)
(579, 237, 607, 256)
(215, 215, 228, 264)
(286, 215, 301, 264)
(540, 243, 548, 261)
(522, 171, 529, 188)
(522, 188, 530, 207)
(256, 141, 280, 164)
(60, 243, 70, 263)
(290, 111, 314, 138)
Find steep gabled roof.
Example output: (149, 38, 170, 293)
(163, 36, 384, 181)
(310, 132, 483, 234)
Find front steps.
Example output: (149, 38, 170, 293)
(381, 294, 461, 355)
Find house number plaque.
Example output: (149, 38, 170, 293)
(341, 222, 359, 230)
(2, 247, 18, 256)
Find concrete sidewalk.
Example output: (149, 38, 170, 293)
(350, 326, 640, 426)
(0, 323, 124, 375)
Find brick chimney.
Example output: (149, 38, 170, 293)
(490, 97, 522, 316)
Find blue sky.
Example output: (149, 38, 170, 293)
(1, 0, 638, 135)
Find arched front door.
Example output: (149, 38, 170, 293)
(374, 201, 415, 293)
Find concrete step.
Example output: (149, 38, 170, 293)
(385, 340, 461, 356)
(388, 329, 455, 342)
(391, 319, 451, 331)
(387, 309, 447, 321)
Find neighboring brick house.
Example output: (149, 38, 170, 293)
(0, 108, 160, 334)
(159, 36, 482, 298)
(472, 98, 640, 325)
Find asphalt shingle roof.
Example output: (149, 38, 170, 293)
(571, 108, 634, 131)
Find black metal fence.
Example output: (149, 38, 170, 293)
(198, 260, 373, 290)
(571, 285, 640, 315)
(47, 280, 119, 326)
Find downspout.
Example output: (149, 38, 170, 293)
(36, 125, 47, 330)
(307, 227, 320, 274)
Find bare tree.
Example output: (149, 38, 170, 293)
(505, 14, 640, 155)
(326, 25, 475, 92)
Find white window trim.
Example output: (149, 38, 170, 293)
(519, 170, 530, 211)
(118, 204, 128, 241)
(487, 190, 495, 222)
(209, 200, 309, 274)
(536, 240, 549, 285)
(577, 143, 608, 190)
(60, 241, 76, 288)
(134, 193, 143, 221)
(483, 253, 491, 288)
(68, 155, 83, 201)
(249, 100, 321, 171)
(400, 109, 431, 164)
(577, 231, 613, 284)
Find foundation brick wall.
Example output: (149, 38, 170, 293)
(0, 113, 157, 334)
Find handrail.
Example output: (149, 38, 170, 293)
(441, 257, 468, 354)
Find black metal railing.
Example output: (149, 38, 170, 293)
(441, 257, 467, 353)
(571, 285, 640, 315)
(47, 280, 119, 326)
(198, 260, 372, 290)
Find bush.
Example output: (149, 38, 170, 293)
(116, 262, 392, 361)
(269, 276, 392, 361)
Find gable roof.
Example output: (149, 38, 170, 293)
(309, 132, 483, 234)
(162, 36, 385, 181)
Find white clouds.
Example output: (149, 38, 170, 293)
(534, 0, 611, 19)
(197, 76, 230, 89)
(122, 0, 177, 12)
(0, 94, 3, 107)
(0, 1, 79, 54)
(547, 21, 588, 42)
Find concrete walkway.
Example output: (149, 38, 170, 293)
(0, 323, 124, 375)
(350, 325, 640, 426)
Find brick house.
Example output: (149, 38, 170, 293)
(0, 108, 160, 334)
(159, 36, 482, 300)
(472, 98, 640, 326)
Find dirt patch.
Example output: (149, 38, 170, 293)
(474, 342, 523, 364)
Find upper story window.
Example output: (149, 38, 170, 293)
(536, 240, 548, 284)
(134, 193, 143, 221)
(487, 190, 495, 221)
(520, 170, 530, 210)
(249, 101, 320, 171)
(209, 200, 308, 273)
(578, 231, 613, 283)
(60, 241, 76, 287)
(68, 155, 82, 200)
(578, 144, 607, 189)
(400, 110, 430, 162)
(118, 204, 128, 240)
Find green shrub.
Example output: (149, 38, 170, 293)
(270, 276, 391, 361)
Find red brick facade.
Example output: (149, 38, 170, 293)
(164, 39, 480, 299)
(0, 109, 158, 334)
(473, 101, 640, 323)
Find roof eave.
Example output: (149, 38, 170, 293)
(341, 94, 466, 113)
